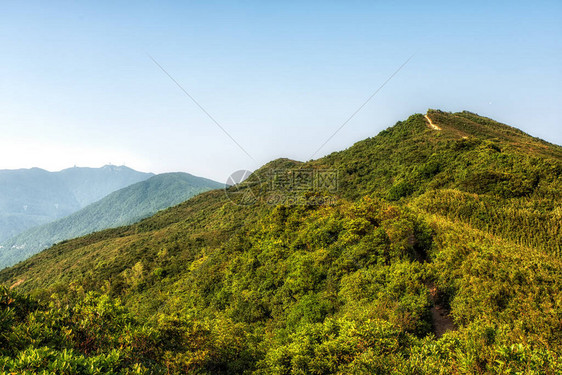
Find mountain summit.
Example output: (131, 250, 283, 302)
(1, 111, 561, 373)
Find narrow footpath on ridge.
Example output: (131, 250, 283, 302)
(424, 114, 442, 130)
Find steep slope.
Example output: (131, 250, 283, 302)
(0, 165, 153, 241)
(1, 110, 561, 373)
(0, 173, 223, 269)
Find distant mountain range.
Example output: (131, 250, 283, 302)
(0, 172, 223, 269)
(0, 165, 153, 242)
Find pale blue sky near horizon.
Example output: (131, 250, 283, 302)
(1, 1, 561, 182)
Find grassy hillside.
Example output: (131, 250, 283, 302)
(0, 110, 561, 373)
(0, 165, 153, 242)
(0, 173, 223, 269)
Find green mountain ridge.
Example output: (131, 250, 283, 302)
(0, 165, 153, 242)
(0, 172, 223, 269)
(0, 110, 561, 373)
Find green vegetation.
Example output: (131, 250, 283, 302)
(1, 110, 561, 373)
(0, 173, 223, 269)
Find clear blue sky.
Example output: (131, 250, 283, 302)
(1, 1, 561, 182)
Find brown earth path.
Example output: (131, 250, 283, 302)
(424, 114, 442, 130)
(428, 283, 456, 338)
